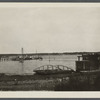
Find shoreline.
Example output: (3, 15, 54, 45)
(0, 72, 100, 91)
(0, 73, 71, 91)
(0, 52, 99, 56)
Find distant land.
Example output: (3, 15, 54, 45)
(0, 52, 100, 57)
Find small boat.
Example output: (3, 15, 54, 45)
(33, 65, 74, 75)
(12, 48, 33, 61)
(24, 56, 32, 60)
(33, 56, 43, 60)
(33, 50, 43, 60)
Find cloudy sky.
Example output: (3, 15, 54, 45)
(0, 4, 100, 54)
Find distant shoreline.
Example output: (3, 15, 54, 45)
(0, 52, 100, 56)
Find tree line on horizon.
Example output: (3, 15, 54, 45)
(0, 52, 100, 57)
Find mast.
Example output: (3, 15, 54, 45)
(36, 50, 37, 67)
(36, 49, 39, 58)
(36, 50, 37, 57)
(49, 54, 50, 65)
(21, 47, 24, 75)
(22, 48, 24, 58)
(20, 47, 24, 63)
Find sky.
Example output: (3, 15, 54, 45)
(0, 4, 100, 54)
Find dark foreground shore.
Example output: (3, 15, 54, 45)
(0, 73, 70, 91)
(0, 72, 100, 91)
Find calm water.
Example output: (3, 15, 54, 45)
(0, 54, 80, 75)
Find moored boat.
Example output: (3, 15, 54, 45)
(33, 65, 74, 75)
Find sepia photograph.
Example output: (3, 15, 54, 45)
(0, 3, 100, 93)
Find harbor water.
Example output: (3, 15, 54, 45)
(0, 54, 80, 75)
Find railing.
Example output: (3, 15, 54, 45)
(34, 65, 74, 71)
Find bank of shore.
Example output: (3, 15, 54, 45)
(0, 72, 100, 91)
(0, 73, 70, 91)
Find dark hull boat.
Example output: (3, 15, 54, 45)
(34, 70, 74, 75)
(33, 57, 43, 60)
(34, 65, 74, 75)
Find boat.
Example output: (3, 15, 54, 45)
(33, 50, 43, 60)
(33, 65, 74, 75)
(33, 56, 43, 60)
(12, 48, 33, 61)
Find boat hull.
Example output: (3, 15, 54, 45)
(34, 70, 74, 75)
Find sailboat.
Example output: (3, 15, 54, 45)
(33, 50, 43, 60)
(12, 48, 33, 61)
